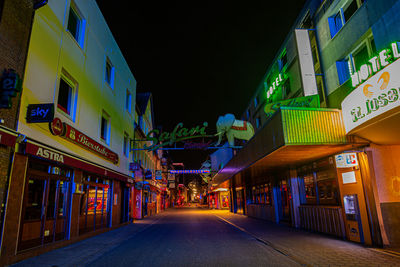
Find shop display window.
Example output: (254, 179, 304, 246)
(300, 174, 317, 205)
(79, 173, 110, 234)
(247, 183, 272, 205)
(316, 169, 339, 205)
(298, 165, 339, 206)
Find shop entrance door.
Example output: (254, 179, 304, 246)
(121, 186, 130, 223)
(236, 189, 244, 214)
(279, 179, 291, 223)
(19, 174, 69, 251)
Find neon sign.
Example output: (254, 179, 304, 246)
(266, 73, 285, 99)
(351, 42, 400, 88)
(342, 48, 400, 133)
(144, 122, 212, 151)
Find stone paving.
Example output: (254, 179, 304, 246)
(10, 208, 400, 267)
(213, 210, 400, 267)
(11, 213, 166, 267)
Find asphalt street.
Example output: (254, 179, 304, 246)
(86, 207, 300, 267)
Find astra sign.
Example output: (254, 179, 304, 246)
(342, 50, 400, 133)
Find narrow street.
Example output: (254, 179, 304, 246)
(13, 208, 400, 267)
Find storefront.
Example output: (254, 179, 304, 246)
(78, 173, 111, 236)
(341, 43, 400, 247)
(1, 140, 134, 256)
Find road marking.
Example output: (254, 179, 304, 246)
(214, 214, 312, 267)
(368, 248, 400, 259)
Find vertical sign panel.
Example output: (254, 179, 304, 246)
(295, 29, 318, 96)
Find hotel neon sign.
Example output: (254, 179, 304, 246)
(266, 73, 286, 99)
(351, 42, 400, 88)
(342, 42, 400, 133)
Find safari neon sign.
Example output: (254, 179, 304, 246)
(143, 122, 212, 151)
(351, 42, 400, 88)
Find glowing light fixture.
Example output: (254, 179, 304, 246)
(169, 170, 210, 174)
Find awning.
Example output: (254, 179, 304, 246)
(0, 126, 18, 147)
(212, 107, 367, 186)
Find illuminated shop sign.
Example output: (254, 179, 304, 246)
(26, 103, 54, 123)
(264, 95, 319, 118)
(351, 43, 400, 88)
(342, 47, 400, 133)
(129, 162, 141, 171)
(266, 73, 285, 99)
(144, 170, 153, 179)
(169, 170, 210, 174)
(335, 153, 358, 168)
(49, 117, 119, 164)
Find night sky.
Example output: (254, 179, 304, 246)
(95, 1, 307, 169)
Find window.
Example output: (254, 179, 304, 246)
(336, 58, 351, 85)
(278, 52, 288, 71)
(283, 79, 291, 98)
(256, 117, 261, 129)
(100, 111, 110, 144)
(58, 78, 72, 115)
(57, 75, 77, 119)
(67, 3, 85, 46)
(341, 37, 376, 85)
(343, 0, 358, 22)
(352, 44, 369, 71)
(328, 11, 343, 38)
(123, 133, 129, 157)
(254, 96, 258, 108)
(246, 110, 250, 119)
(328, 0, 364, 39)
(247, 183, 272, 205)
(126, 90, 132, 113)
(105, 58, 114, 88)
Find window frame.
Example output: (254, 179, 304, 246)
(337, 36, 376, 85)
(100, 111, 111, 145)
(125, 89, 132, 113)
(328, 0, 365, 39)
(66, 2, 86, 47)
(105, 57, 115, 89)
(57, 72, 78, 121)
(123, 132, 129, 157)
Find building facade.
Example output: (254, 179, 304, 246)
(211, 0, 400, 249)
(0, 0, 138, 264)
(132, 92, 164, 219)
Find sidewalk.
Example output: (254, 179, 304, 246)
(11, 213, 166, 267)
(213, 210, 400, 267)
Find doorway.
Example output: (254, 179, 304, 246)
(19, 163, 71, 251)
(278, 179, 291, 223)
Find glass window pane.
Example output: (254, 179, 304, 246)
(25, 179, 45, 220)
(87, 186, 96, 215)
(96, 188, 104, 214)
(46, 180, 57, 219)
(68, 8, 80, 40)
(58, 78, 72, 115)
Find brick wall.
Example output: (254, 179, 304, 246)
(0, 0, 34, 231)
